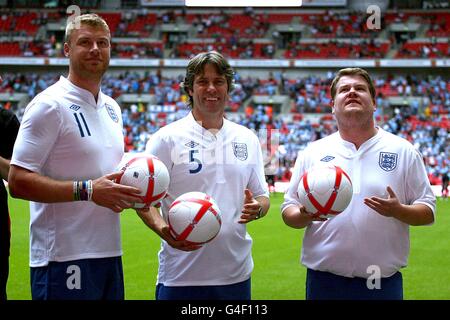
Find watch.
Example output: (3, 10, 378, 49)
(255, 206, 263, 219)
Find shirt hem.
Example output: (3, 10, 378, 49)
(157, 274, 251, 287)
(30, 250, 123, 267)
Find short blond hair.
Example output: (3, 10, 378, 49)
(65, 13, 110, 43)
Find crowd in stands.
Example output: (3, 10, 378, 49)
(0, 9, 449, 59)
(1, 71, 448, 186)
(0, 5, 447, 196)
(285, 39, 390, 59)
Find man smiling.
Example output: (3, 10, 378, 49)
(137, 51, 270, 300)
(8, 13, 141, 300)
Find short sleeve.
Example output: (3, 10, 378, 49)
(11, 100, 62, 173)
(145, 129, 173, 173)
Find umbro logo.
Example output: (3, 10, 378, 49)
(320, 156, 335, 162)
(185, 141, 199, 148)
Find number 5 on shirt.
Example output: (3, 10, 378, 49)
(189, 149, 202, 174)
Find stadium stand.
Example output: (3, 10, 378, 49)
(0, 1, 448, 189)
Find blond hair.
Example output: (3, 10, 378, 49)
(65, 13, 110, 43)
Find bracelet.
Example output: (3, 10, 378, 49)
(87, 180, 93, 201)
(73, 181, 79, 201)
(73, 180, 93, 201)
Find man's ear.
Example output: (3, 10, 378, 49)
(63, 42, 70, 57)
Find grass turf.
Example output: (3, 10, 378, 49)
(6, 194, 450, 300)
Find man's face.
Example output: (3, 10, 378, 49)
(332, 75, 376, 120)
(64, 23, 111, 79)
(189, 63, 229, 117)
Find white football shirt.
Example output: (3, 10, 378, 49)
(146, 112, 269, 286)
(11, 76, 125, 267)
(282, 128, 436, 278)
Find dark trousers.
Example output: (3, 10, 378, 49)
(156, 278, 251, 300)
(306, 268, 403, 300)
(30, 256, 124, 300)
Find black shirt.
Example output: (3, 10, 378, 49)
(0, 107, 20, 249)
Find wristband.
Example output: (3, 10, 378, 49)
(87, 180, 93, 201)
(73, 180, 93, 201)
(73, 181, 80, 201)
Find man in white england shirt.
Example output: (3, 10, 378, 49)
(137, 51, 270, 300)
(8, 14, 142, 300)
(281, 67, 435, 300)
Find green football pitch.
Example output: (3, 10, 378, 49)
(6, 193, 450, 300)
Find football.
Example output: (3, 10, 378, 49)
(117, 154, 170, 209)
(168, 192, 222, 245)
(297, 165, 353, 219)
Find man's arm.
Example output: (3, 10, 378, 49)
(136, 207, 200, 251)
(282, 204, 326, 229)
(239, 189, 270, 223)
(364, 186, 434, 226)
(8, 164, 143, 213)
(255, 195, 270, 218)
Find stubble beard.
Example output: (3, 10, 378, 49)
(74, 57, 109, 82)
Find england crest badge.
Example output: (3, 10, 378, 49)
(105, 104, 119, 123)
(232, 142, 248, 161)
(379, 152, 398, 172)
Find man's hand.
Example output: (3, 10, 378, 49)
(160, 225, 202, 252)
(135, 207, 201, 252)
(363, 186, 402, 218)
(282, 204, 326, 229)
(91, 171, 143, 213)
(239, 189, 262, 224)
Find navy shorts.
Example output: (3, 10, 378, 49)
(306, 268, 403, 300)
(156, 278, 251, 300)
(30, 256, 124, 300)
